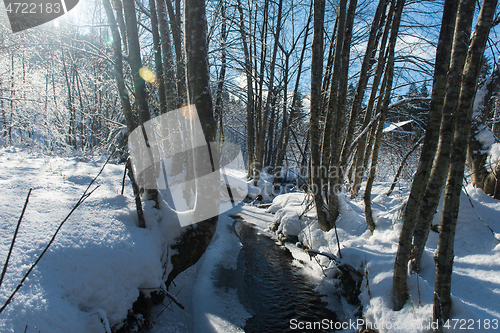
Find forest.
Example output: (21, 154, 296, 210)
(0, 0, 500, 332)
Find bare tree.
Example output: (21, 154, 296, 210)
(310, 0, 329, 231)
(393, 0, 459, 309)
(434, 0, 497, 327)
(364, 0, 406, 233)
(166, 0, 220, 287)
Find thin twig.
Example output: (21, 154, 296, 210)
(386, 135, 425, 196)
(156, 288, 185, 311)
(126, 158, 146, 228)
(121, 161, 128, 195)
(0, 189, 32, 288)
(0, 154, 114, 314)
(164, 290, 185, 310)
(462, 184, 500, 242)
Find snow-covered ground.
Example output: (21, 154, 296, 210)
(263, 184, 500, 332)
(147, 211, 251, 333)
(0, 147, 165, 332)
(1, 147, 499, 333)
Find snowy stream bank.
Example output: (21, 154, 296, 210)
(146, 206, 343, 333)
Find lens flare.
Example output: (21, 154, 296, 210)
(104, 36, 113, 47)
(139, 67, 157, 86)
(180, 104, 198, 120)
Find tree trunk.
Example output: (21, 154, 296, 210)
(149, 0, 167, 114)
(165, 0, 186, 105)
(310, 0, 329, 231)
(364, 0, 405, 233)
(327, 0, 357, 223)
(406, 0, 476, 293)
(468, 61, 500, 199)
(274, 51, 291, 173)
(339, 0, 388, 171)
(253, 0, 269, 182)
(113, 0, 128, 54)
(214, 0, 227, 138)
(157, 0, 178, 112)
(351, 1, 394, 197)
(274, 10, 312, 171)
(393, 0, 459, 309)
(123, 0, 159, 204)
(236, 0, 255, 179)
(253, 0, 283, 186)
(167, 0, 219, 287)
(434, 0, 497, 327)
(320, 0, 346, 178)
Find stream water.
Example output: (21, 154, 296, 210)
(225, 216, 340, 332)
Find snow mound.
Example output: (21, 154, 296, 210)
(267, 193, 309, 239)
(0, 149, 165, 333)
(486, 142, 500, 172)
(267, 182, 500, 332)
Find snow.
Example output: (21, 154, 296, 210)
(474, 125, 500, 172)
(486, 143, 500, 172)
(0, 148, 165, 332)
(383, 119, 415, 133)
(191, 212, 250, 333)
(473, 72, 494, 119)
(0, 148, 252, 333)
(263, 185, 500, 333)
(1, 147, 499, 333)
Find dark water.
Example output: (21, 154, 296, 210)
(230, 216, 339, 333)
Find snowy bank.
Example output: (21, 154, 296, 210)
(0, 148, 165, 333)
(261, 184, 500, 333)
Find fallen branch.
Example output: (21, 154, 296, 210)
(306, 249, 339, 262)
(164, 290, 185, 310)
(0, 189, 32, 288)
(306, 249, 363, 279)
(0, 154, 114, 314)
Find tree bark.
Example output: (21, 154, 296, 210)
(214, 0, 227, 138)
(149, 0, 168, 114)
(327, 0, 358, 223)
(123, 0, 159, 204)
(113, 0, 128, 54)
(364, 0, 405, 233)
(236, 0, 255, 179)
(253, 0, 284, 185)
(165, 0, 186, 105)
(167, 0, 219, 287)
(157, 0, 178, 112)
(253, 0, 269, 182)
(320, 0, 347, 177)
(468, 61, 500, 198)
(274, 10, 312, 171)
(310, 0, 329, 231)
(434, 0, 497, 326)
(393, 0, 459, 309)
(407, 0, 476, 291)
(339, 0, 388, 171)
(351, 1, 394, 198)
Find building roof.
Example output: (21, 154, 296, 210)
(383, 119, 415, 134)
